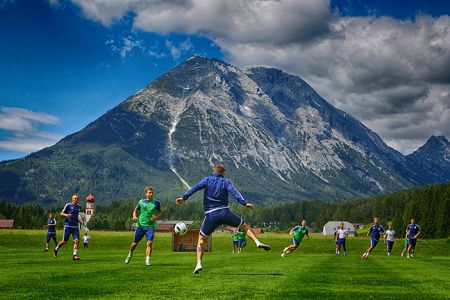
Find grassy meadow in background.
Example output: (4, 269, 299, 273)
(0, 230, 449, 299)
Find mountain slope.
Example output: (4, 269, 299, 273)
(0, 55, 448, 206)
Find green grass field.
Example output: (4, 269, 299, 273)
(0, 230, 449, 299)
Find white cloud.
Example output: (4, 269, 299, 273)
(69, 0, 450, 154)
(0, 107, 63, 153)
(165, 39, 193, 60)
(105, 36, 147, 58)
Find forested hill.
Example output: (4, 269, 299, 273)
(1, 182, 448, 238)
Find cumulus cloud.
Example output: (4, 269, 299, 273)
(69, 0, 450, 154)
(0, 107, 63, 153)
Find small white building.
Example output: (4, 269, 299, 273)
(323, 221, 355, 236)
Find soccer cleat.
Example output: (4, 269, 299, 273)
(257, 243, 271, 251)
(401, 253, 404, 257)
(52, 249, 58, 258)
(193, 267, 202, 274)
(407, 254, 410, 259)
(72, 255, 80, 261)
(44, 249, 48, 252)
(281, 253, 285, 258)
(344, 252, 347, 256)
(145, 261, 151, 266)
(125, 255, 132, 264)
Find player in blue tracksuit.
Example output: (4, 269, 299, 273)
(53, 194, 82, 261)
(406, 219, 421, 258)
(361, 217, 384, 259)
(44, 213, 57, 252)
(176, 164, 271, 274)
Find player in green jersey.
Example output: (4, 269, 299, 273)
(125, 186, 162, 266)
(281, 220, 310, 257)
(232, 229, 239, 253)
(238, 227, 247, 253)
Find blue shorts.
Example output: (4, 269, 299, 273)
(387, 240, 394, 250)
(239, 239, 247, 248)
(133, 227, 155, 243)
(336, 238, 345, 246)
(233, 240, 239, 246)
(292, 238, 300, 246)
(370, 238, 379, 248)
(46, 232, 57, 243)
(408, 238, 417, 247)
(63, 226, 79, 242)
(200, 209, 243, 237)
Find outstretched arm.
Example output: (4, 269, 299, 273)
(226, 180, 248, 206)
(176, 178, 207, 205)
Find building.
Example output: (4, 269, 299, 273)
(323, 221, 355, 236)
(85, 193, 95, 223)
(0, 219, 14, 229)
(155, 221, 194, 232)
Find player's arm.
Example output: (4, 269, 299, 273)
(384, 233, 387, 243)
(226, 180, 251, 208)
(48, 219, 57, 227)
(414, 228, 421, 239)
(132, 205, 139, 222)
(305, 229, 310, 240)
(176, 177, 207, 205)
(60, 204, 70, 218)
(289, 226, 298, 235)
(150, 201, 163, 221)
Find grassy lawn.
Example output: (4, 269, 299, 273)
(0, 230, 449, 299)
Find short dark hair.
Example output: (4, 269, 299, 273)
(144, 186, 154, 192)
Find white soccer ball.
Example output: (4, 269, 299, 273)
(174, 222, 188, 235)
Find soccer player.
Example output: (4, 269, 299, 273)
(406, 218, 421, 259)
(53, 194, 82, 260)
(281, 219, 309, 257)
(125, 186, 162, 266)
(176, 164, 271, 274)
(83, 232, 91, 249)
(44, 213, 57, 252)
(335, 223, 348, 256)
(238, 227, 247, 253)
(384, 225, 395, 256)
(232, 229, 239, 253)
(361, 217, 384, 259)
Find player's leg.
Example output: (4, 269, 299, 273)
(45, 233, 51, 251)
(362, 240, 375, 258)
(282, 240, 298, 257)
(193, 234, 208, 273)
(144, 228, 155, 266)
(240, 223, 271, 251)
(53, 227, 69, 257)
(193, 214, 217, 274)
(342, 240, 347, 256)
(72, 228, 80, 260)
(51, 234, 57, 246)
(125, 228, 143, 264)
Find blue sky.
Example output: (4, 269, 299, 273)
(0, 0, 449, 161)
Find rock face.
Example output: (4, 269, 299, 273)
(0, 55, 448, 205)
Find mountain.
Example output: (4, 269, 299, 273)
(0, 55, 448, 206)
(406, 136, 450, 183)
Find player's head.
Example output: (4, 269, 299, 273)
(301, 219, 307, 227)
(388, 225, 392, 230)
(72, 194, 79, 204)
(213, 164, 226, 175)
(411, 218, 415, 224)
(340, 223, 344, 229)
(84, 233, 88, 236)
(373, 217, 379, 224)
(144, 186, 154, 199)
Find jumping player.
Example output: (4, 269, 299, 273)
(44, 213, 57, 252)
(176, 164, 271, 274)
(335, 223, 348, 256)
(406, 219, 420, 258)
(53, 194, 81, 260)
(361, 217, 384, 259)
(384, 225, 395, 256)
(125, 186, 162, 266)
(281, 220, 309, 257)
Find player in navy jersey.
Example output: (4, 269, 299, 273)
(176, 164, 271, 274)
(53, 194, 82, 260)
(406, 218, 421, 259)
(44, 213, 57, 252)
(361, 217, 384, 259)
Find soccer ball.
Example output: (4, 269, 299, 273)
(174, 222, 188, 235)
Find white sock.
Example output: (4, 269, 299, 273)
(55, 246, 59, 250)
(254, 239, 261, 247)
(73, 249, 78, 256)
(196, 260, 202, 269)
(146, 256, 150, 262)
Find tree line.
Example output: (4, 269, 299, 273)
(1, 182, 448, 238)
